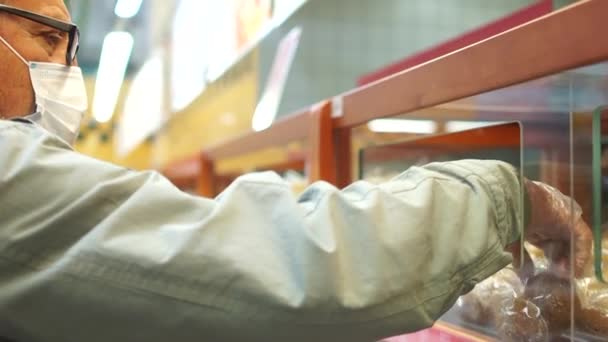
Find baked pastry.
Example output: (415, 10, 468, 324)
(456, 267, 522, 326)
(574, 229, 608, 336)
(457, 294, 491, 326)
(524, 272, 579, 333)
(578, 306, 608, 335)
(576, 276, 608, 336)
(496, 297, 549, 342)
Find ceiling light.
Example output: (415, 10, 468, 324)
(445, 120, 506, 132)
(368, 119, 437, 134)
(92, 31, 134, 123)
(115, 0, 143, 19)
(117, 54, 164, 157)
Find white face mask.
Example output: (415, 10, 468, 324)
(0, 36, 88, 146)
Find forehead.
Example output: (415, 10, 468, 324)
(6, 0, 71, 22)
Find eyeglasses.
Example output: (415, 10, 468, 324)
(0, 4, 79, 66)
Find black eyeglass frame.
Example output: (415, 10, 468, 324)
(0, 4, 79, 66)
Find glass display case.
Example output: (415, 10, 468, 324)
(160, 2, 606, 340)
(359, 62, 608, 341)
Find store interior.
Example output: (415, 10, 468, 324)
(48, 0, 608, 340)
(67, 0, 549, 168)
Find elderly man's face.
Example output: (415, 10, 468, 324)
(0, 0, 71, 119)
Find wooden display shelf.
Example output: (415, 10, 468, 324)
(212, 156, 307, 194)
(384, 321, 495, 342)
(164, 0, 608, 194)
(360, 122, 522, 164)
(162, 156, 200, 191)
(205, 109, 310, 161)
(434, 321, 495, 342)
(333, 0, 608, 129)
(164, 0, 608, 198)
(165, 101, 336, 197)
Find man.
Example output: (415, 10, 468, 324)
(0, 0, 593, 341)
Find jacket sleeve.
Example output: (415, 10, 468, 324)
(0, 122, 524, 342)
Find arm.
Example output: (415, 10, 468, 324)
(0, 122, 523, 342)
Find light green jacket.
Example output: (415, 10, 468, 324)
(0, 120, 523, 342)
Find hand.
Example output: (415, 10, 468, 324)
(510, 180, 593, 278)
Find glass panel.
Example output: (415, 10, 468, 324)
(360, 123, 524, 340)
(591, 107, 607, 282)
(358, 61, 608, 341)
(573, 107, 607, 282)
(571, 106, 608, 339)
(359, 122, 523, 181)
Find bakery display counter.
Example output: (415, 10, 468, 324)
(160, 1, 608, 340)
(357, 61, 608, 341)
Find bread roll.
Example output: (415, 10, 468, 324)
(496, 297, 549, 342)
(524, 273, 579, 333)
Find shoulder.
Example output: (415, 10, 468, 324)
(0, 119, 72, 150)
(0, 119, 34, 134)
